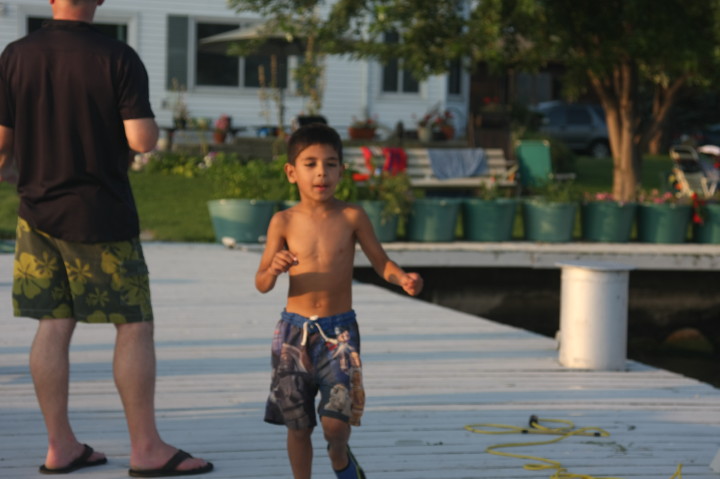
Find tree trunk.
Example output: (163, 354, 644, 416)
(647, 130, 664, 155)
(642, 77, 686, 156)
(589, 62, 640, 202)
(614, 120, 639, 202)
(588, 59, 687, 202)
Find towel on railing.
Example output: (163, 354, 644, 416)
(427, 148, 488, 179)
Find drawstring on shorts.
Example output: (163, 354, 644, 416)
(301, 315, 339, 346)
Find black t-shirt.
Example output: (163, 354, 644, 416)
(0, 20, 154, 242)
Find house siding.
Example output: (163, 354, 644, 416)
(2, 0, 469, 138)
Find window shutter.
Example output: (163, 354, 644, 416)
(166, 15, 188, 89)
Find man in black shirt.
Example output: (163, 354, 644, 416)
(0, 1, 212, 476)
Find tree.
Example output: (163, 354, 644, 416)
(532, 0, 720, 201)
(344, 0, 720, 201)
(230, 0, 720, 202)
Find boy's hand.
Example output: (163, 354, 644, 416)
(401, 272, 423, 296)
(268, 250, 298, 276)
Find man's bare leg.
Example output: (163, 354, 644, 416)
(30, 318, 107, 468)
(113, 321, 209, 472)
(287, 427, 313, 479)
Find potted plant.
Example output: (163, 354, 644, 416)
(213, 114, 231, 144)
(581, 192, 637, 243)
(415, 106, 454, 142)
(636, 189, 693, 243)
(522, 180, 581, 242)
(477, 95, 510, 129)
(205, 154, 287, 244)
(407, 195, 462, 242)
(356, 169, 412, 242)
(348, 114, 378, 140)
(462, 178, 518, 242)
(170, 78, 189, 129)
(694, 193, 720, 243)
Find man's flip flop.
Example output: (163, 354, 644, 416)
(128, 450, 214, 477)
(39, 444, 108, 474)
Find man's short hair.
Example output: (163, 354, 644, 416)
(287, 123, 343, 165)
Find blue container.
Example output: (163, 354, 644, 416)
(462, 198, 517, 242)
(207, 199, 277, 244)
(522, 200, 578, 243)
(407, 198, 461, 242)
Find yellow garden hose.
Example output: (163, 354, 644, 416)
(464, 415, 683, 479)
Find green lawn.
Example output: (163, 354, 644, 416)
(130, 172, 216, 242)
(0, 172, 217, 242)
(0, 154, 674, 242)
(0, 182, 19, 238)
(574, 154, 673, 193)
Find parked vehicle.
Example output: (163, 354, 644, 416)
(672, 123, 720, 148)
(532, 101, 610, 158)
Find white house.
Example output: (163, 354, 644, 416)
(0, 0, 471, 140)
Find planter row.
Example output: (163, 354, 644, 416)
(207, 198, 720, 245)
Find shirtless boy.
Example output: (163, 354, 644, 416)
(255, 123, 423, 479)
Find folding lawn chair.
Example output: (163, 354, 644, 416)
(515, 139, 576, 189)
(668, 145, 717, 198)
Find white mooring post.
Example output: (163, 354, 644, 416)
(556, 261, 635, 371)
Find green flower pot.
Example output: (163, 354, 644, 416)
(522, 200, 578, 242)
(581, 201, 637, 242)
(279, 200, 299, 211)
(462, 198, 517, 242)
(407, 198, 461, 242)
(358, 200, 399, 243)
(207, 199, 277, 244)
(694, 203, 720, 244)
(636, 203, 691, 243)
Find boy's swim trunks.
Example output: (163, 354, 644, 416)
(264, 310, 365, 429)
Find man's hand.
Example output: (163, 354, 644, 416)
(0, 125, 16, 185)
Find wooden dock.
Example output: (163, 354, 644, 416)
(1, 242, 719, 479)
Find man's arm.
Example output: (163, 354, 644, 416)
(0, 125, 17, 184)
(123, 118, 159, 153)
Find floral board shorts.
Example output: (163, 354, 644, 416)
(12, 218, 153, 323)
(264, 310, 365, 430)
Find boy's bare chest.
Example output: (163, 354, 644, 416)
(286, 215, 355, 266)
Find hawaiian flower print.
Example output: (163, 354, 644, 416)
(100, 243, 152, 316)
(13, 252, 52, 299)
(35, 251, 59, 277)
(87, 287, 110, 307)
(65, 258, 93, 296)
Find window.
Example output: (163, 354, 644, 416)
(168, 17, 290, 91)
(381, 32, 419, 94)
(244, 55, 288, 89)
(447, 59, 462, 96)
(196, 23, 239, 87)
(28, 17, 128, 41)
(566, 106, 592, 126)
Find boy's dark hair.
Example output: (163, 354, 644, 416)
(287, 123, 343, 165)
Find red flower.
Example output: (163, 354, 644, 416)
(691, 192, 706, 225)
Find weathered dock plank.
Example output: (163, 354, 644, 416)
(1, 242, 719, 479)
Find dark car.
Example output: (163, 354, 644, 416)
(672, 123, 720, 148)
(533, 101, 610, 158)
